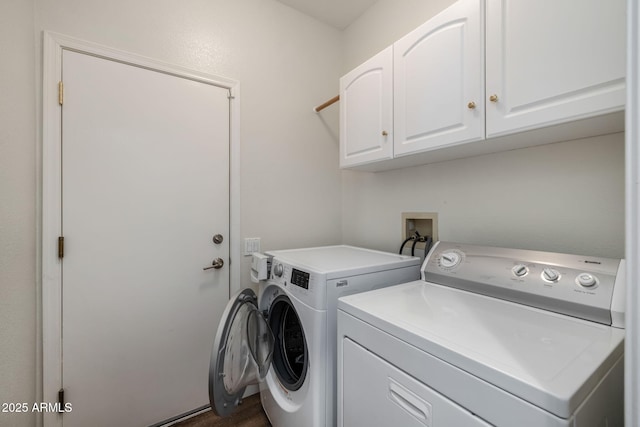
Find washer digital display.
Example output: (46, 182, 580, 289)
(290, 268, 310, 289)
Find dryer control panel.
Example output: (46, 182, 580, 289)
(422, 242, 626, 327)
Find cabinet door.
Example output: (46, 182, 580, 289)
(486, 0, 626, 138)
(340, 46, 393, 168)
(394, 0, 484, 157)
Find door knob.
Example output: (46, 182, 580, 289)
(203, 258, 224, 270)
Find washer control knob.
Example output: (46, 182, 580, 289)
(512, 264, 529, 277)
(577, 273, 597, 288)
(542, 268, 561, 283)
(440, 252, 462, 269)
(273, 263, 284, 278)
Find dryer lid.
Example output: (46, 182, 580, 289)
(209, 288, 274, 417)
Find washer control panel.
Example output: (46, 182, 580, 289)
(423, 242, 624, 326)
(290, 268, 310, 289)
(269, 260, 326, 309)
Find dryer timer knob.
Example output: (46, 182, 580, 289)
(440, 252, 462, 269)
(273, 263, 284, 278)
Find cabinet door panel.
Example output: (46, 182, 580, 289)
(394, 0, 484, 157)
(340, 46, 393, 168)
(486, 0, 626, 137)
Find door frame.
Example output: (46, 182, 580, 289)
(41, 31, 241, 427)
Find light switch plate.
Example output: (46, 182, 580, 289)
(244, 237, 261, 256)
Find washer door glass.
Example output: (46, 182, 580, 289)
(209, 288, 274, 417)
(269, 295, 308, 391)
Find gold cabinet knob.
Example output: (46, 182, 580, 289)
(489, 94, 498, 102)
(467, 101, 476, 109)
(382, 130, 388, 136)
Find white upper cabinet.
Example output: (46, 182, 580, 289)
(485, 0, 626, 138)
(339, 46, 393, 168)
(339, 0, 625, 170)
(394, 0, 484, 157)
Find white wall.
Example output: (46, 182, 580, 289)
(342, 133, 625, 257)
(1, 1, 342, 426)
(341, 0, 626, 259)
(0, 1, 37, 426)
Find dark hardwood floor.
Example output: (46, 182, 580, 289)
(174, 394, 271, 427)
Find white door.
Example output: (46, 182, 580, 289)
(393, 0, 484, 157)
(485, 0, 626, 138)
(339, 46, 393, 168)
(60, 50, 230, 426)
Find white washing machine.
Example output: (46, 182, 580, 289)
(337, 241, 626, 427)
(208, 245, 421, 426)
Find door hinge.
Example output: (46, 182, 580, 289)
(58, 388, 65, 413)
(58, 236, 64, 258)
(58, 81, 64, 105)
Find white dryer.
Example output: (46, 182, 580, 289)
(337, 241, 626, 427)
(209, 245, 421, 427)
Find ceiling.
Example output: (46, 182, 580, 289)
(274, 0, 379, 30)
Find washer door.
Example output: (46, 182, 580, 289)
(209, 288, 274, 417)
(268, 295, 309, 391)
